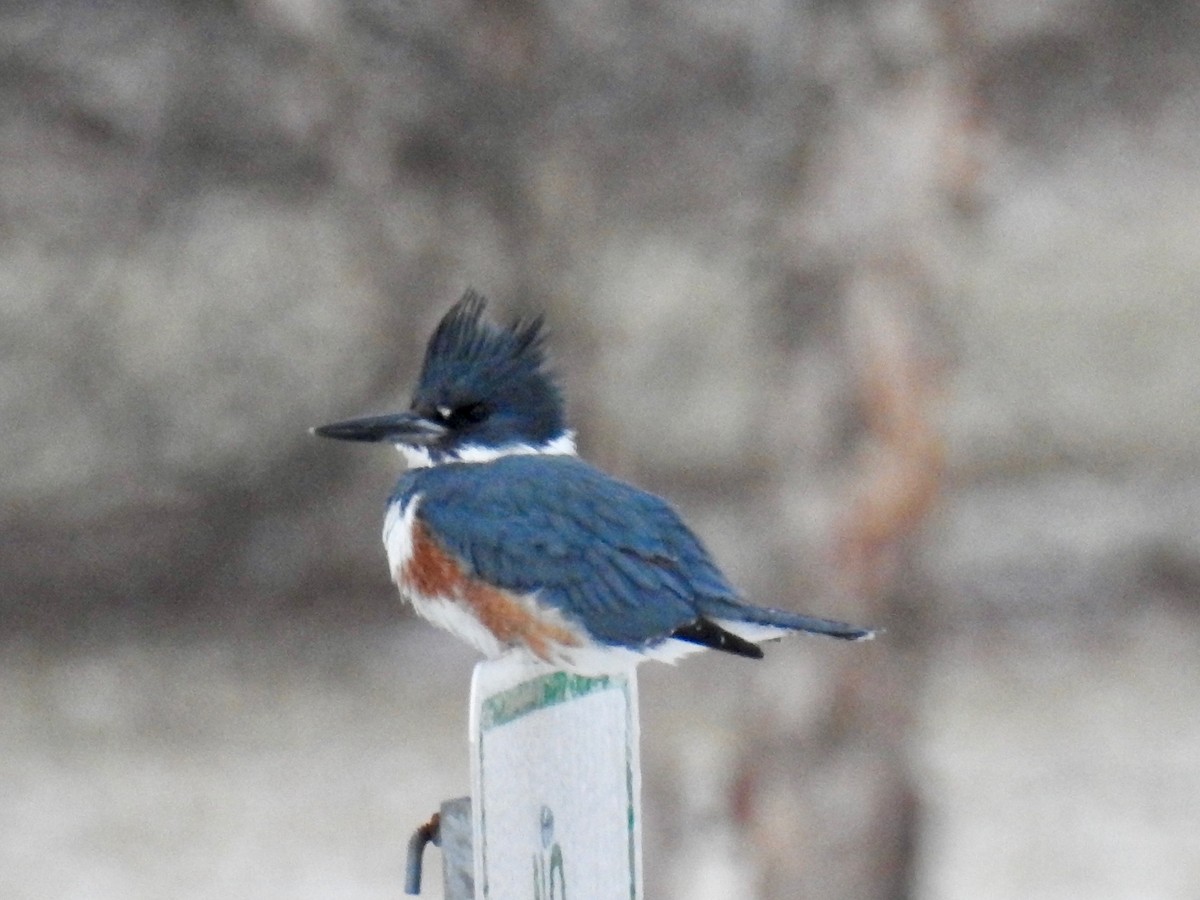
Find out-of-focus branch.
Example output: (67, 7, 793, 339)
(836, 266, 946, 604)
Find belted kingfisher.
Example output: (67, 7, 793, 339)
(315, 291, 874, 672)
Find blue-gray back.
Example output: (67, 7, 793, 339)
(390, 455, 738, 646)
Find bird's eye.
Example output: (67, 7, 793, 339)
(450, 401, 487, 426)
(431, 401, 487, 428)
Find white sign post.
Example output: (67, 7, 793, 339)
(469, 659, 643, 900)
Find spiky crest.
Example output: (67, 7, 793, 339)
(418, 290, 547, 394)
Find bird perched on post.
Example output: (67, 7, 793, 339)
(315, 291, 874, 673)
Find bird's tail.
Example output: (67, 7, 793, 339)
(706, 600, 877, 642)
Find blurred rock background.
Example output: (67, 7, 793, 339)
(2, 0, 1198, 897)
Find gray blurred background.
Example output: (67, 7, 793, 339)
(3, 0, 1199, 897)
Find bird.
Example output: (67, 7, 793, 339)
(314, 290, 874, 673)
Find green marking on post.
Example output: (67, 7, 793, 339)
(480, 671, 617, 730)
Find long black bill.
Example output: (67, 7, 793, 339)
(311, 411, 447, 445)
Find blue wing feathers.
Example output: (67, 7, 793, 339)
(395, 455, 729, 645)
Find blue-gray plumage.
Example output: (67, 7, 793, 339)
(315, 290, 874, 670)
(393, 455, 739, 648)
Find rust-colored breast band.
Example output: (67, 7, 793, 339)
(404, 519, 581, 661)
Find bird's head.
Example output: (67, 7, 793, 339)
(314, 290, 574, 466)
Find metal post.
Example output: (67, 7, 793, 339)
(405, 797, 474, 899)
(439, 797, 475, 899)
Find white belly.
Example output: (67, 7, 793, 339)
(408, 592, 507, 658)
